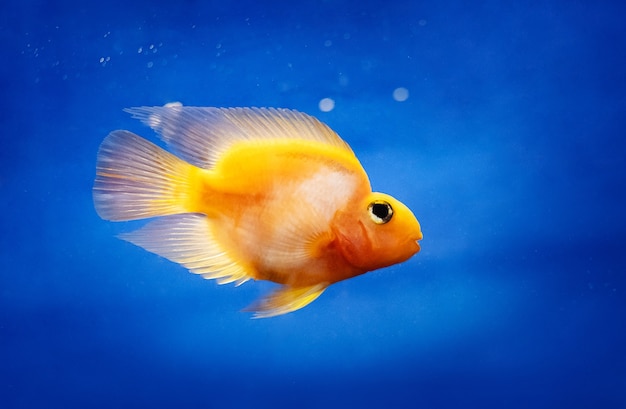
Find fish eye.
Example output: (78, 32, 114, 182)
(368, 200, 393, 224)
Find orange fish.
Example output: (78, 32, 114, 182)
(93, 105, 422, 317)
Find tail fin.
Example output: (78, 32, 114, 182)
(93, 130, 199, 221)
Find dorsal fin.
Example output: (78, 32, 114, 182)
(124, 105, 353, 169)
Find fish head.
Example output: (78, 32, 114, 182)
(334, 192, 422, 272)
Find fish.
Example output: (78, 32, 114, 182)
(93, 104, 422, 318)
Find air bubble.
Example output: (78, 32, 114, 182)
(319, 98, 335, 112)
(393, 87, 409, 102)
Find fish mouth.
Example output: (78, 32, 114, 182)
(413, 231, 423, 253)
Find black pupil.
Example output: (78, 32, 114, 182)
(372, 203, 389, 220)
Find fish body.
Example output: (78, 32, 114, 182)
(94, 105, 422, 317)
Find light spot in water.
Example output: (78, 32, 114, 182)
(393, 87, 409, 102)
(338, 73, 349, 87)
(99, 56, 111, 66)
(319, 98, 335, 112)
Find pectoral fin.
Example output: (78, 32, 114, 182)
(245, 284, 328, 318)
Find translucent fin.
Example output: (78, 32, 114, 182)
(124, 106, 353, 169)
(93, 130, 197, 221)
(245, 284, 328, 318)
(120, 214, 252, 286)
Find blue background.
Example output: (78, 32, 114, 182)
(2, 1, 625, 408)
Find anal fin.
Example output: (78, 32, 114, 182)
(120, 214, 252, 286)
(246, 283, 328, 318)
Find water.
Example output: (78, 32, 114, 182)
(2, 1, 625, 408)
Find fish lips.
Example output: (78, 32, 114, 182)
(412, 231, 423, 253)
